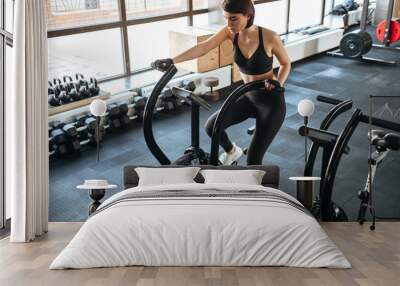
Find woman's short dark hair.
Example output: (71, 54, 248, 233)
(221, 0, 255, 29)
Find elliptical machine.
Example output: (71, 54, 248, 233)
(143, 64, 284, 166)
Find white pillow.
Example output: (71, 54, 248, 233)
(135, 167, 201, 186)
(200, 169, 266, 185)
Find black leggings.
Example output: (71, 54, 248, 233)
(205, 88, 286, 165)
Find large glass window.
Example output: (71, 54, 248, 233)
(193, 0, 208, 10)
(48, 28, 124, 80)
(127, 17, 187, 71)
(125, 0, 188, 20)
(46, 0, 121, 31)
(289, 0, 324, 31)
(193, 12, 208, 27)
(254, 0, 288, 35)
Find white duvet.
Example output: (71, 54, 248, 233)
(50, 183, 351, 269)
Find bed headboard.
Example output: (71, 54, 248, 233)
(123, 165, 280, 189)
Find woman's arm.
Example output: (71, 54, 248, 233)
(173, 26, 231, 64)
(271, 33, 291, 86)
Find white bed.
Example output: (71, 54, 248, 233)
(50, 182, 351, 269)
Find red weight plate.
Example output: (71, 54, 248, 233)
(376, 19, 400, 43)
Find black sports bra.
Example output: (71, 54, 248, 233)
(233, 27, 273, 75)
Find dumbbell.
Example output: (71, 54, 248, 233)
(49, 124, 68, 157)
(82, 115, 105, 143)
(89, 77, 100, 97)
(48, 81, 61, 107)
(63, 75, 75, 91)
(86, 116, 105, 143)
(157, 88, 176, 113)
(75, 73, 91, 98)
(80, 82, 91, 99)
(48, 81, 63, 107)
(107, 104, 122, 129)
(53, 78, 72, 104)
(53, 78, 66, 95)
(118, 103, 131, 126)
(75, 115, 103, 144)
(62, 123, 81, 153)
(49, 135, 56, 157)
(132, 96, 147, 120)
(67, 83, 82, 101)
(126, 102, 139, 122)
(63, 76, 82, 101)
(74, 115, 90, 141)
(59, 90, 72, 104)
(52, 79, 71, 104)
(48, 81, 55, 95)
(182, 80, 196, 92)
(75, 73, 87, 90)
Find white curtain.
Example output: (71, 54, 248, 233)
(7, 0, 49, 242)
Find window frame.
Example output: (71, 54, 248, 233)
(1, 0, 14, 230)
(287, 0, 326, 32)
(46, 0, 326, 83)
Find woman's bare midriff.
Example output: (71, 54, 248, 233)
(241, 70, 276, 84)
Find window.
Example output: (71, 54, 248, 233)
(254, 0, 288, 35)
(288, 0, 324, 31)
(1, 0, 14, 229)
(125, 0, 188, 20)
(192, 0, 208, 10)
(48, 28, 125, 80)
(193, 13, 208, 27)
(46, 0, 121, 31)
(127, 17, 187, 71)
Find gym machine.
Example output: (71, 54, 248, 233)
(143, 64, 284, 166)
(357, 95, 400, 230)
(143, 64, 212, 165)
(328, 0, 400, 65)
(303, 95, 400, 222)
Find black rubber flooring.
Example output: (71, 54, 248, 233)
(50, 46, 400, 222)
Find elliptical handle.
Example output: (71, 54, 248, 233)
(143, 64, 178, 165)
(317, 95, 343, 105)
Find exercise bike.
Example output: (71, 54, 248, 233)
(143, 64, 212, 165)
(143, 64, 284, 166)
(357, 129, 400, 230)
(304, 96, 400, 222)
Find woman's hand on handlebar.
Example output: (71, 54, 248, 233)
(264, 79, 282, 91)
(151, 58, 174, 72)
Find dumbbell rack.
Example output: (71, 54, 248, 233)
(48, 91, 111, 116)
(48, 78, 198, 160)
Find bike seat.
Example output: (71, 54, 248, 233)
(370, 129, 400, 151)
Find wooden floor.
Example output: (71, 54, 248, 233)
(0, 222, 399, 286)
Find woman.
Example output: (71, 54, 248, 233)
(153, 0, 290, 165)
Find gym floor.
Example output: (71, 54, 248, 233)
(49, 45, 400, 222)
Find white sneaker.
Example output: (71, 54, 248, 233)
(219, 143, 243, 165)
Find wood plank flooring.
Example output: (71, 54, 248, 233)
(1, 222, 399, 286)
